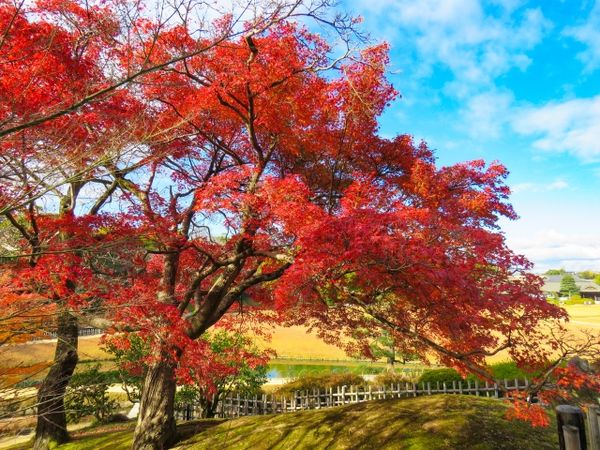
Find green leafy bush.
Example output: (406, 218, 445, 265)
(175, 331, 270, 418)
(102, 333, 149, 403)
(563, 295, 586, 305)
(465, 362, 531, 383)
(73, 367, 122, 384)
(489, 362, 531, 379)
(65, 365, 118, 423)
(370, 371, 413, 387)
(418, 369, 463, 385)
(275, 373, 365, 395)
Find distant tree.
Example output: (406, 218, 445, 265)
(64, 365, 118, 424)
(595, 275, 600, 286)
(105, 329, 270, 419)
(175, 331, 269, 419)
(103, 333, 149, 404)
(560, 275, 580, 297)
(579, 271, 597, 280)
(546, 269, 567, 276)
(368, 330, 417, 369)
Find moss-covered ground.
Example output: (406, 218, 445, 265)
(6, 395, 557, 450)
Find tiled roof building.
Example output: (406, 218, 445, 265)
(542, 274, 600, 301)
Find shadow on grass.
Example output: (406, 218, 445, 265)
(6, 395, 558, 450)
(177, 419, 227, 441)
(4, 418, 226, 450)
(183, 395, 558, 450)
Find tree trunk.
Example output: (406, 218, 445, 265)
(386, 355, 395, 369)
(33, 309, 78, 450)
(203, 393, 219, 419)
(132, 361, 178, 450)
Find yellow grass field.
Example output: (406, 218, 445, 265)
(563, 304, 600, 328)
(2, 305, 600, 368)
(0, 335, 112, 369)
(471, 304, 600, 364)
(0, 326, 350, 369)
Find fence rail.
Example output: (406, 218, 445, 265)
(28, 327, 103, 341)
(175, 378, 530, 421)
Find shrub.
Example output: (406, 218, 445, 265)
(370, 371, 412, 387)
(418, 368, 463, 385)
(73, 366, 122, 384)
(489, 362, 531, 380)
(65, 365, 118, 424)
(275, 373, 365, 395)
(102, 334, 148, 403)
(175, 331, 270, 418)
(415, 363, 535, 386)
(564, 295, 586, 305)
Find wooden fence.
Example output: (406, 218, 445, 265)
(175, 378, 530, 421)
(28, 327, 103, 342)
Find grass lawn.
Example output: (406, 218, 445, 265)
(563, 304, 600, 328)
(0, 336, 112, 368)
(484, 304, 600, 363)
(255, 326, 350, 360)
(2, 304, 599, 371)
(6, 395, 557, 450)
(0, 325, 350, 370)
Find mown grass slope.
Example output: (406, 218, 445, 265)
(183, 395, 557, 450)
(8, 395, 557, 450)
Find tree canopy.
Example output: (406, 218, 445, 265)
(1, 0, 599, 448)
(560, 275, 580, 297)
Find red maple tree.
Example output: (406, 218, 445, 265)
(1, 1, 599, 449)
(0, 1, 145, 447)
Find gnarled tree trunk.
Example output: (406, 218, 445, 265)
(33, 309, 78, 450)
(132, 360, 178, 450)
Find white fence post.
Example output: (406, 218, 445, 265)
(557, 405, 586, 450)
(588, 404, 600, 450)
(176, 378, 532, 420)
(563, 425, 582, 450)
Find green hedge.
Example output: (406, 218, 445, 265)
(370, 371, 413, 387)
(488, 362, 531, 379)
(563, 295, 587, 305)
(275, 373, 365, 395)
(276, 363, 533, 394)
(71, 368, 122, 386)
(418, 362, 532, 385)
(418, 369, 463, 385)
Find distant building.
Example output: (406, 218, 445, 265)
(542, 274, 600, 301)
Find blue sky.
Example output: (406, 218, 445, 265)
(338, 0, 600, 273)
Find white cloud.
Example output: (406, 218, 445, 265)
(548, 179, 569, 190)
(507, 229, 600, 273)
(461, 90, 513, 138)
(511, 179, 569, 194)
(348, 0, 551, 98)
(511, 95, 600, 160)
(564, 0, 600, 73)
(535, 259, 600, 273)
(347, 0, 555, 146)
